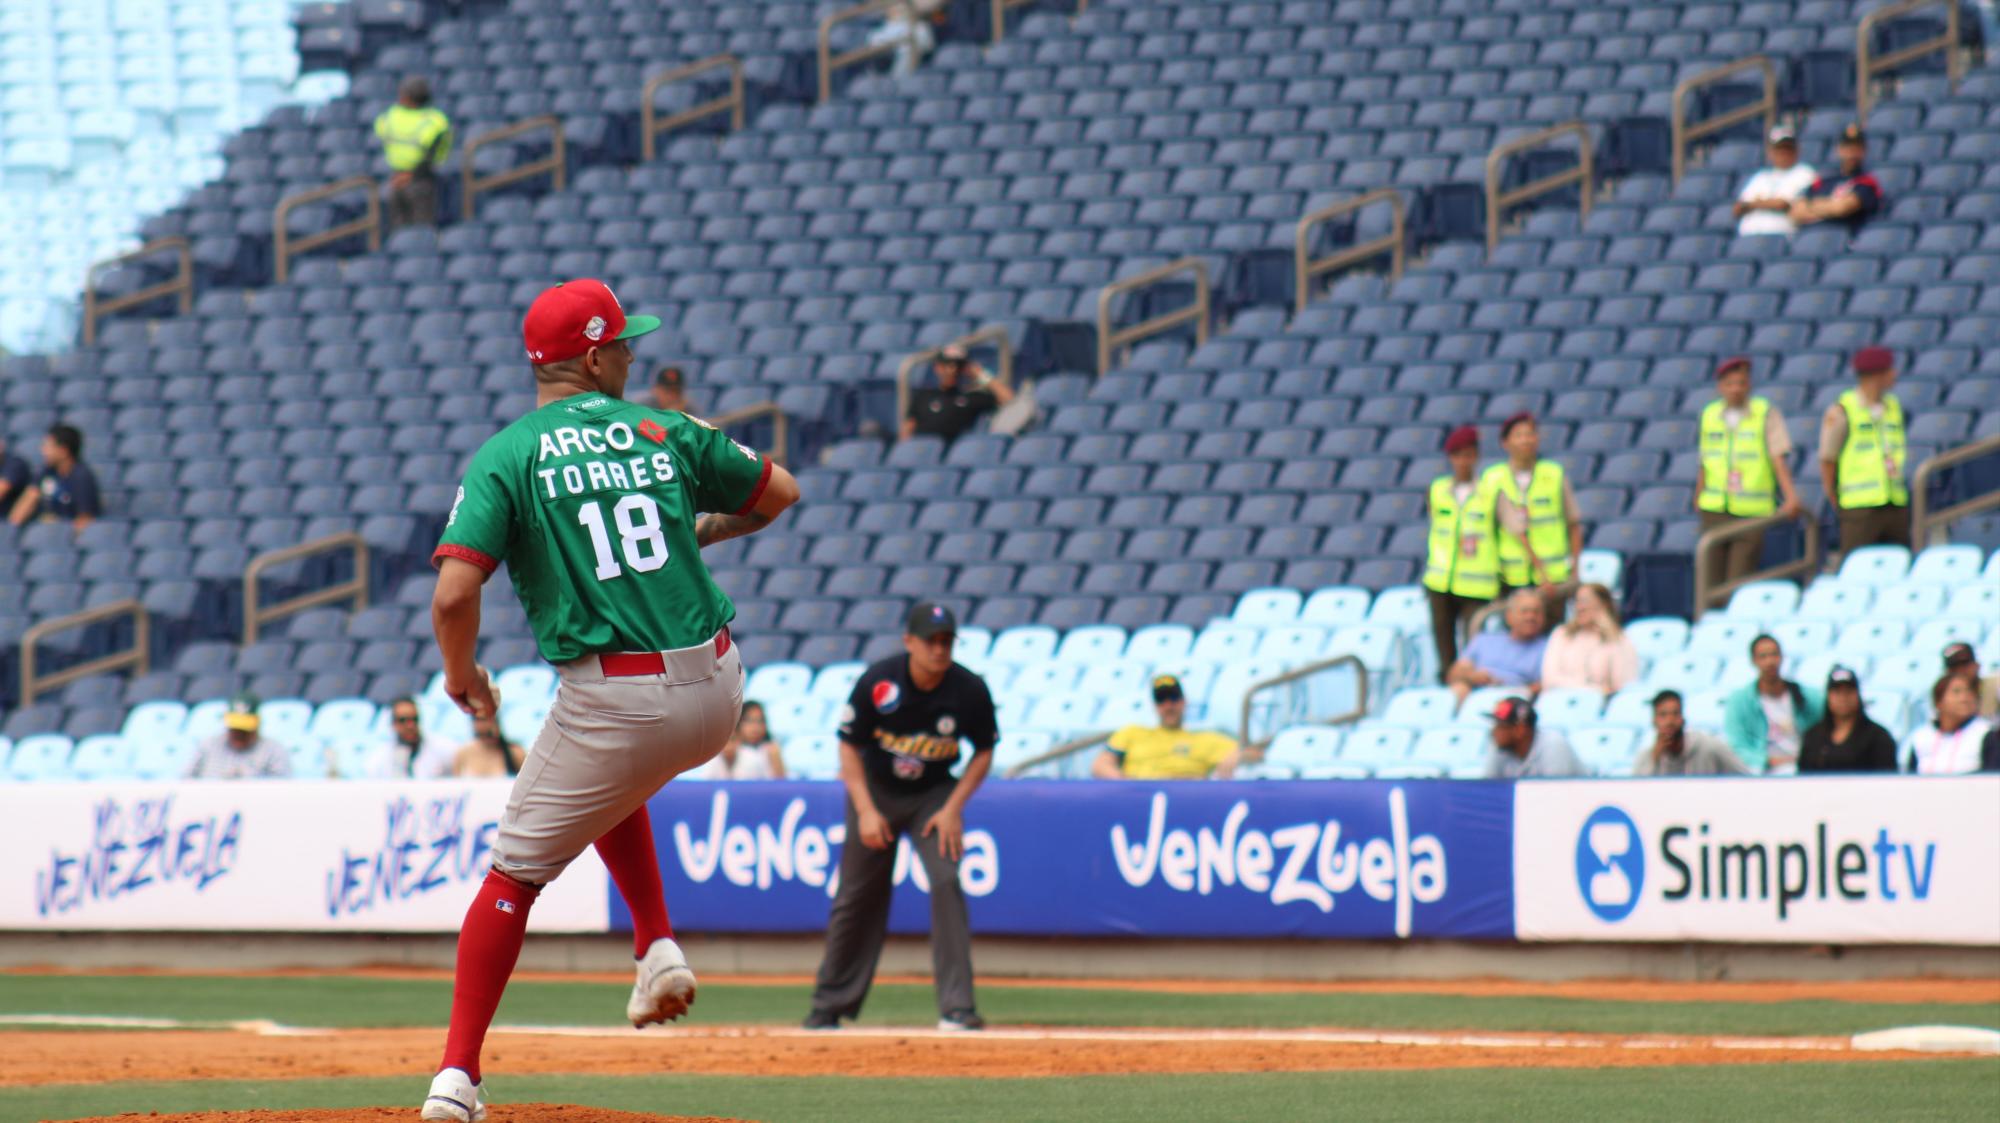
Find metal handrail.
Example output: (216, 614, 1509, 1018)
(1692, 511, 1820, 619)
(642, 54, 744, 162)
(1294, 188, 1404, 313)
(1857, 0, 1962, 124)
(1671, 56, 1778, 187)
(461, 115, 565, 221)
(706, 401, 792, 465)
(21, 600, 149, 706)
(819, 0, 916, 103)
(1004, 730, 1112, 779)
(1238, 655, 1370, 752)
(273, 176, 381, 284)
(1485, 122, 1594, 254)
(243, 532, 370, 644)
(895, 326, 1015, 428)
(1911, 435, 2000, 549)
(82, 238, 192, 345)
(1095, 256, 1210, 375)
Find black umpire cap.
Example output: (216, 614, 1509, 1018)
(906, 602, 957, 638)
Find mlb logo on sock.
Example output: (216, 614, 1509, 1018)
(495, 899, 516, 914)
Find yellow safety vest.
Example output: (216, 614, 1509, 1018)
(1696, 397, 1776, 517)
(1423, 475, 1500, 600)
(373, 104, 453, 172)
(1836, 390, 1908, 509)
(1481, 460, 1572, 587)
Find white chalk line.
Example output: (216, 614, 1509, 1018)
(0, 1014, 328, 1036)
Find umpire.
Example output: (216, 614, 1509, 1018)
(806, 602, 998, 1032)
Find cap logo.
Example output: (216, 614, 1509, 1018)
(583, 315, 607, 341)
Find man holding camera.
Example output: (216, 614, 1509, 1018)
(901, 345, 1014, 443)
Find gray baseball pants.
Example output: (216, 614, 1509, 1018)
(810, 780, 975, 1019)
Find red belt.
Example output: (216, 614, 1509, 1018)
(598, 628, 731, 677)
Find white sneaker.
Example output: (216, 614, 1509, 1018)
(626, 937, 699, 1027)
(421, 1067, 487, 1123)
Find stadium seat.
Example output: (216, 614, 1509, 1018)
(1838, 545, 1913, 586)
(1568, 726, 1636, 775)
(1625, 617, 1690, 661)
(1724, 580, 1801, 623)
(1534, 688, 1605, 730)
(1263, 726, 1342, 774)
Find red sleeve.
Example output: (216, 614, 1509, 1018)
(432, 544, 499, 574)
(730, 456, 774, 517)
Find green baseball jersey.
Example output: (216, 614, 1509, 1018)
(433, 392, 772, 662)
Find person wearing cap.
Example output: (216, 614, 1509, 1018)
(373, 76, 452, 229)
(648, 366, 697, 415)
(1092, 675, 1239, 780)
(1424, 425, 1499, 680)
(1446, 589, 1548, 705)
(423, 278, 799, 1118)
(184, 694, 293, 780)
(1732, 126, 1817, 237)
(808, 601, 998, 1033)
(1478, 412, 1581, 626)
(1633, 690, 1750, 776)
(1905, 675, 1994, 775)
(1722, 634, 1823, 774)
(1791, 124, 1883, 232)
(1797, 666, 1898, 772)
(1941, 642, 1999, 719)
(1482, 697, 1585, 780)
(901, 343, 1014, 443)
(1695, 357, 1804, 590)
(1819, 345, 1910, 555)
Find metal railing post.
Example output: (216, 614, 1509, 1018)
(1004, 731, 1113, 779)
(1910, 435, 2000, 548)
(641, 55, 744, 162)
(819, 0, 917, 103)
(243, 532, 371, 644)
(461, 115, 566, 221)
(1237, 655, 1370, 751)
(1095, 257, 1210, 375)
(1692, 512, 1821, 618)
(1485, 122, 1594, 255)
(1671, 57, 1778, 187)
(895, 326, 1015, 430)
(1857, 0, 1962, 124)
(82, 238, 193, 345)
(1294, 188, 1404, 314)
(705, 401, 793, 465)
(274, 177, 381, 284)
(21, 600, 150, 706)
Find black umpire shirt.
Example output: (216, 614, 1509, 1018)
(839, 656, 999, 791)
(907, 387, 997, 442)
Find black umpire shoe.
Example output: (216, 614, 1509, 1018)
(936, 1009, 986, 1031)
(802, 1008, 843, 1031)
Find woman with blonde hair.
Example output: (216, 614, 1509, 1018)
(1539, 582, 1640, 695)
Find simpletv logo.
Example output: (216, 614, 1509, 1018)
(1576, 806, 1940, 922)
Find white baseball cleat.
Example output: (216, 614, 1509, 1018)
(627, 937, 699, 1027)
(420, 1067, 487, 1122)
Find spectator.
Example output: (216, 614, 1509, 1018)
(1695, 357, 1805, 591)
(649, 365, 697, 415)
(452, 712, 524, 778)
(1479, 412, 1581, 627)
(0, 435, 29, 512)
(1797, 666, 1897, 773)
(869, 0, 942, 75)
(1445, 590, 1548, 704)
(1633, 690, 1750, 776)
(1732, 126, 1817, 237)
(902, 344, 1014, 443)
(1482, 697, 1585, 779)
(1723, 634, 1824, 774)
(1540, 583, 1640, 696)
(1819, 346, 1910, 555)
(1983, 725, 2000, 772)
(373, 76, 452, 229)
(1092, 675, 1238, 780)
(185, 694, 292, 779)
(1424, 425, 1498, 681)
(1791, 124, 1882, 232)
(8, 423, 101, 529)
(698, 700, 787, 780)
(1942, 642, 2000, 719)
(363, 696, 456, 780)
(1906, 676, 1994, 775)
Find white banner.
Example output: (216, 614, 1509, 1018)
(0, 782, 610, 932)
(1515, 777, 2000, 945)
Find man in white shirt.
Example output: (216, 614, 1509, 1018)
(365, 696, 458, 779)
(1732, 126, 1816, 237)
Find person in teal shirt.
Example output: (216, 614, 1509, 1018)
(1723, 634, 1825, 773)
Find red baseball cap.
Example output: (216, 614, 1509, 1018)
(521, 278, 661, 364)
(1443, 425, 1479, 454)
(1852, 346, 1895, 376)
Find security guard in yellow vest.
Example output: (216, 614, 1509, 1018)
(1695, 357, 1804, 590)
(1480, 412, 1581, 631)
(1425, 425, 1498, 679)
(1819, 345, 1911, 553)
(373, 76, 452, 229)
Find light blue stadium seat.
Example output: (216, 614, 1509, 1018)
(1985, 550, 2000, 584)
(499, 699, 549, 748)
(994, 730, 1057, 777)
(1078, 659, 1149, 701)
(1382, 687, 1456, 728)
(746, 661, 814, 702)
(258, 698, 313, 746)
(1026, 694, 1098, 736)
(762, 696, 830, 741)
(1945, 583, 1998, 621)
(1872, 583, 1947, 620)
(1234, 759, 1299, 780)
(69, 734, 133, 780)
(1684, 690, 1729, 733)
(131, 738, 194, 780)
(1603, 687, 1654, 728)
(1254, 625, 1328, 664)
(989, 625, 1060, 665)
(328, 741, 375, 779)
(1833, 619, 1909, 663)
(1366, 585, 1430, 635)
(121, 699, 188, 743)
(1724, 580, 1801, 622)
(1686, 617, 1762, 662)
(1324, 625, 1406, 679)
(952, 626, 993, 666)
(1569, 726, 1636, 775)
(1299, 586, 1372, 627)
(495, 664, 557, 707)
(1231, 587, 1302, 627)
(1647, 653, 1721, 693)
(1055, 623, 1127, 664)
(1206, 659, 1288, 735)
(1838, 545, 1912, 586)
(1095, 693, 1154, 731)
(1190, 623, 1261, 663)
(1907, 544, 1983, 585)
(183, 698, 230, 741)
(309, 698, 379, 746)
(809, 661, 867, 702)
(1625, 617, 1690, 660)
(1341, 724, 1414, 769)
(1795, 580, 1873, 621)
(1008, 662, 1074, 700)
(1264, 725, 1343, 773)
(1125, 623, 1195, 665)
(1911, 618, 1985, 658)
(1871, 651, 1936, 698)
(1770, 620, 1835, 662)
(1792, 652, 1856, 691)
(1535, 688, 1606, 729)
(1865, 690, 1913, 741)
(1412, 726, 1488, 769)
(1578, 548, 1623, 593)
(785, 733, 842, 780)
(6, 733, 72, 780)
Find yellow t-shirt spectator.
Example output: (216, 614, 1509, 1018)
(1105, 726, 1238, 779)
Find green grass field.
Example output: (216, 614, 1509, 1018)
(2, 976, 1995, 1123)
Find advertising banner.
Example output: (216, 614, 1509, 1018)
(623, 779, 1517, 939)
(0, 782, 609, 932)
(1514, 776, 2000, 945)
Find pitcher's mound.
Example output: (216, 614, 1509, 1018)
(63, 1108, 744, 1123)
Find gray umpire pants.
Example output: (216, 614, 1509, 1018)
(490, 635, 743, 886)
(810, 780, 975, 1019)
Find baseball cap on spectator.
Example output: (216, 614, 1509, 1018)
(1839, 123, 1867, 145)
(1151, 675, 1185, 703)
(1714, 356, 1751, 378)
(1488, 697, 1535, 726)
(1826, 665, 1861, 691)
(655, 366, 684, 388)
(1443, 425, 1478, 454)
(522, 278, 661, 364)
(1499, 411, 1536, 439)
(938, 344, 969, 362)
(1852, 346, 1895, 376)
(1943, 643, 1977, 669)
(223, 692, 261, 732)
(1767, 125, 1797, 146)
(906, 601, 957, 638)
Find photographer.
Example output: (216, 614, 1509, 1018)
(902, 344, 1013, 443)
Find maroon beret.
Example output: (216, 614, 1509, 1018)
(1852, 346, 1895, 375)
(1713, 356, 1751, 378)
(1500, 411, 1536, 439)
(1444, 425, 1479, 454)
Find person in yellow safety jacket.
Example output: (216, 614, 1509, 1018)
(1480, 412, 1582, 632)
(1818, 345, 1911, 557)
(374, 76, 452, 229)
(1424, 425, 1498, 680)
(1694, 356, 1805, 594)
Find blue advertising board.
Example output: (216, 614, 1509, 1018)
(616, 780, 1516, 940)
